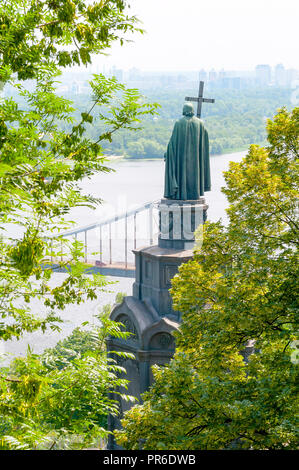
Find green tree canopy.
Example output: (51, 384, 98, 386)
(0, 298, 136, 450)
(0, 0, 157, 450)
(0, 0, 158, 341)
(0, 0, 142, 80)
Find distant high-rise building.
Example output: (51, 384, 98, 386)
(220, 77, 241, 89)
(219, 69, 226, 80)
(208, 69, 218, 82)
(199, 69, 208, 81)
(274, 64, 287, 87)
(255, 64, 271, 86)
(285, 68, 298, 87)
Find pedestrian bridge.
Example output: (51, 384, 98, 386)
(49, 200, 160, 278)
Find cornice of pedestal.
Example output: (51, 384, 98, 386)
(160, 197, 207, 206)
(132, 244, 194, 260)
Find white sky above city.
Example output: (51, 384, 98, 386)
(94, 0, 299, 72)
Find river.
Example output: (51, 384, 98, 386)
(1, 151, 246, 364)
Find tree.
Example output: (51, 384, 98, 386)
(0, 0, 143, 81)
(0, 294, 137, 450)
(115, 107, 299, 450)
(0, 0, 158, 341)
(0, 0, 157, 449)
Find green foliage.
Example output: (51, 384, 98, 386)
(116, 107, 299, 450)
(0, 0, 142, 81)
(0, 302, 136, 450)
(0, 0, 156, 450)
(42, 291, 126, 370)
(0, 1, 158, 341)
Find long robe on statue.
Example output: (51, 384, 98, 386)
(164, 103, 211, 200)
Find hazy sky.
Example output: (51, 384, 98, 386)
(95, 0, 299, 71)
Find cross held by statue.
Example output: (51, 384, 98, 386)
(185, 80, 215, 118)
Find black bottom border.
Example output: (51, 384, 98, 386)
(0, 449, 297, 468)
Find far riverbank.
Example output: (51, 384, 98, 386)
(104, 142, 264, 162)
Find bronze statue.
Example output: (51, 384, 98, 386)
(164, 102, 211, 200)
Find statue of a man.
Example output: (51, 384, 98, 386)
(164, 103, 211, 200)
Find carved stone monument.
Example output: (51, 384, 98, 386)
(107, 95, 213, 449)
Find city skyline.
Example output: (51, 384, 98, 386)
(92, 0, 299, 72)
(56, 62, 298, 96)
(69, 62, 299, 80)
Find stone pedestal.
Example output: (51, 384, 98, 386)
(133, 245, 193, 321)
(159, 198, 208, 250)
(106, 198, 207, 449)
(107, 297, 179, 449)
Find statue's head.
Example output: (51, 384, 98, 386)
(182, 103, 194, 117)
